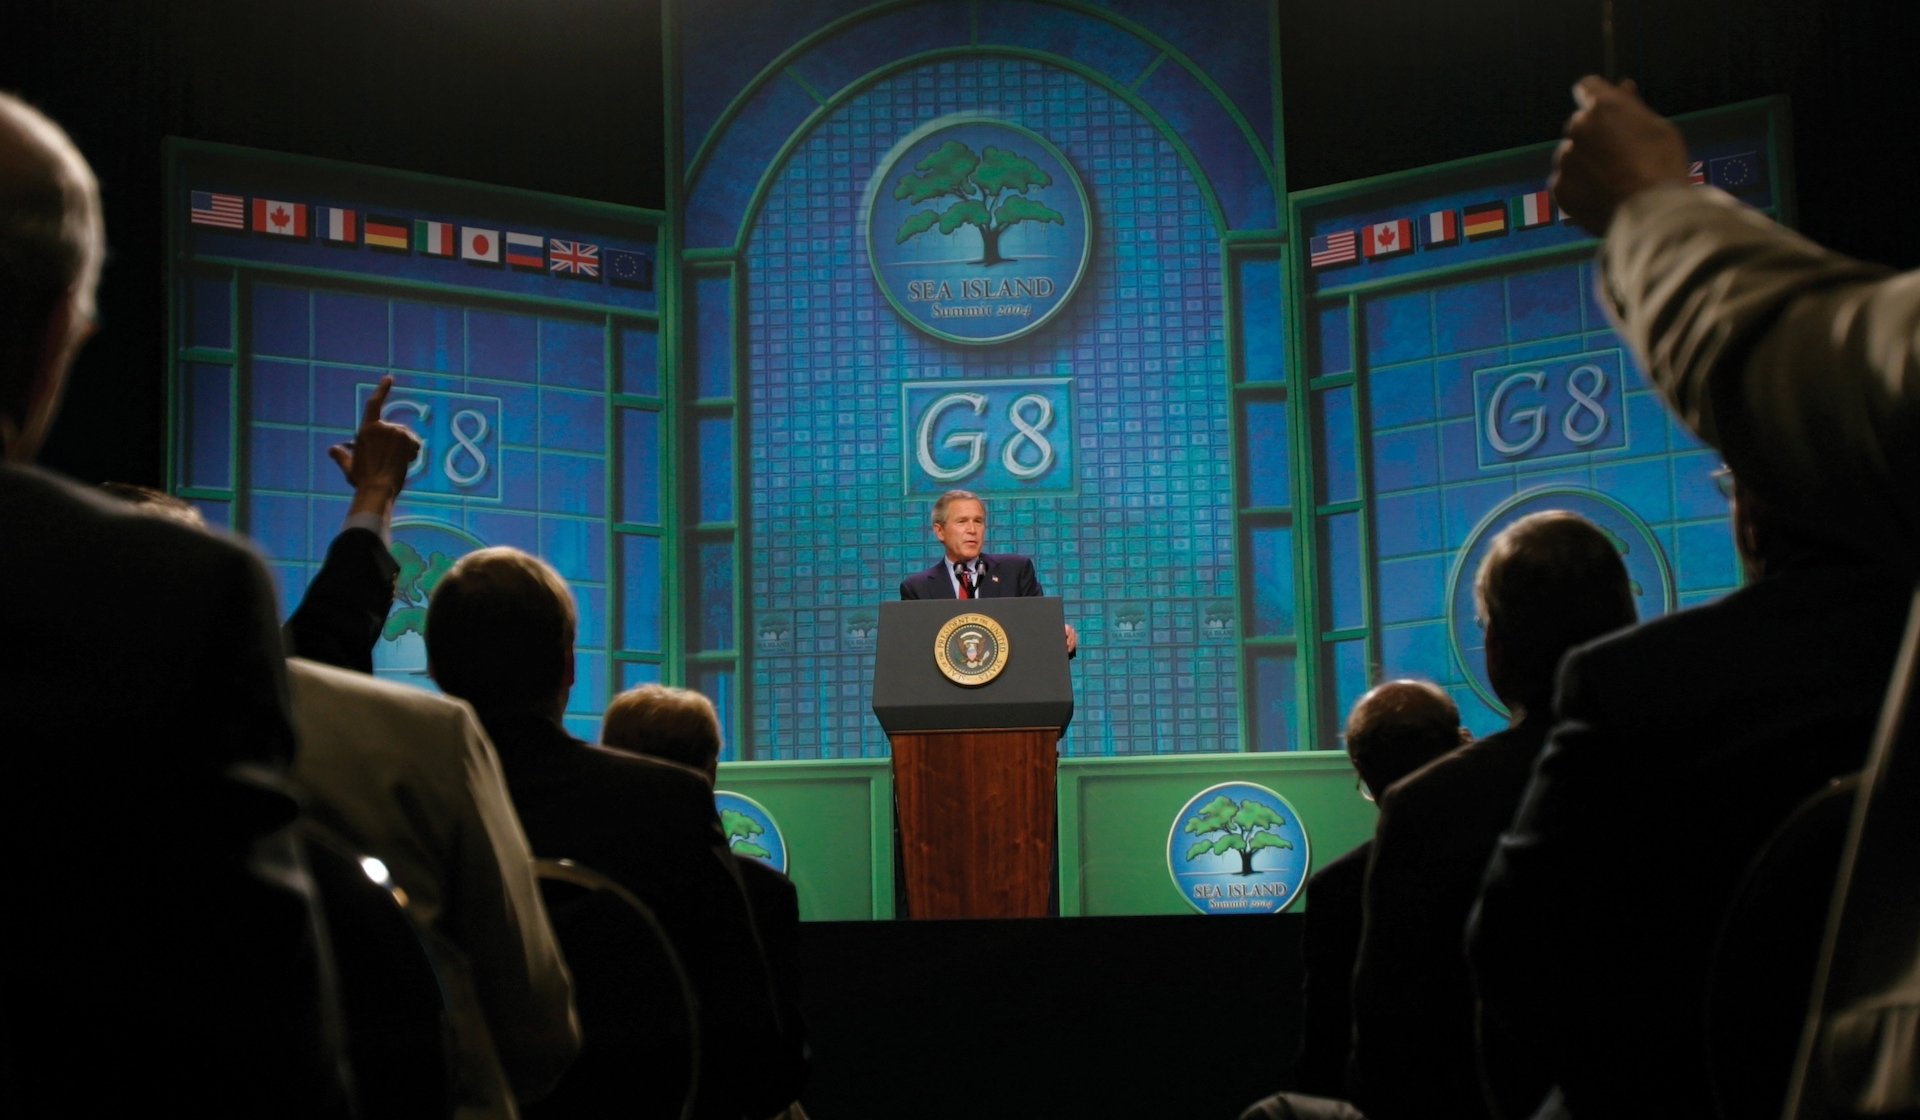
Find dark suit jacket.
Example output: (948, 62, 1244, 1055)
(1351, 716, 1555, 1120)
(0, 463, 349, 1115)
(1296, 840, 1369, 1099)
(898, 552, 1042, 600)
(284, 526, 398, 673)
(478, 710, 790, 1119)
(1468, 562, 1915, 1119)
(737, 857, 809, 1103)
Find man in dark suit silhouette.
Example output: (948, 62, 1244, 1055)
(899, 488, 1076, 655)
(1469, 479, 1911, 1119)
(0, 92, 348, 1115)
(1350, 511, 1636, 1120)
(427, 548, 788, 1119)
(1296, 680, 1467, 1098)
(602, 683, 810, 1113)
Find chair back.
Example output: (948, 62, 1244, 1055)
(1708, 775, 1859, 1119)
(1785, 585, 1920, 1120)
(299, 821, 454, 1120)
(525, 858, 701, 1120)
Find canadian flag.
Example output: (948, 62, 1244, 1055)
(251, 198, 308, 238)
(1364, 218, 1414, 259)
(462, 227, 501, 264)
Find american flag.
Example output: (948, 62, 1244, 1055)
(189, 190, 245, 230)
(1309, 229, 1357, 268)
(549, 240, 600, 277)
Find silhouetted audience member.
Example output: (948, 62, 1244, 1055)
(1350, 512, 1634, 1120)
(427, 548, 788, 1119)
(103, 485, 582, 1119)
(602, 684, 811, 1113)
(283, 374, 421, 672)
(1555, 77, 1920, 1108)
(1295, 680, 1466, 1099)
(1469, 476, 1911, 1119)
(0, 92, 349, 1115)
(290, 659, 581, 1118)
(1552, 76, 1920, 569)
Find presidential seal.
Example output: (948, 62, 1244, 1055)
(934, 612, 1009, 686)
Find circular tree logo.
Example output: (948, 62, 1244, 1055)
(1445, 486, 1673, 716)
(374, 518, 485, 684)
(1166, 781, 1310, 915)
(714, 790, 788, 874)
(866, 117, 1091, 345)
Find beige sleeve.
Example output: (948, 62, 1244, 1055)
(443, 700, 581, 1101)
(1600, 183, 1920, 554)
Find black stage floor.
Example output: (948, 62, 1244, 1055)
(795, 914, 1303, 1117)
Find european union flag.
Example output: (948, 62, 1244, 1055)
(604, 246, 654, 290)
(1708, 151, 1765, 193)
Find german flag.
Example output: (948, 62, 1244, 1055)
(1462, 200, 1507, 240)
(365, 215, 409, 252)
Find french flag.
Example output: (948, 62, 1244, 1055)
(317, 206, 356, 244)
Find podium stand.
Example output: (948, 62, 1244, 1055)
(872, 598, 1074, 919)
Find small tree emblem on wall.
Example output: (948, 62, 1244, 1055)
(1181, 794, 1294, 876)
(893, 141, 1065, 266)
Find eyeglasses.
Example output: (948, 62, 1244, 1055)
(1711, 466, 1735, 500)
(1355, 775, 1376, 803)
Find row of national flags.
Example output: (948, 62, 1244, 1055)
(1308, 149, 1764, 271)
(187, 191, 654, 289)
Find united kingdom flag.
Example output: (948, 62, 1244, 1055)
(549, 239, 600, 278)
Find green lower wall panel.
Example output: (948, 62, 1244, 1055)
(714, 759, 894, 921)
(720, 754, 1377, 920)
(1059, 753, 1375, 917)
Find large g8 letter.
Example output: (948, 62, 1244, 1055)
(1486, 370, 1547, 457)
(915, 392, 988, 482)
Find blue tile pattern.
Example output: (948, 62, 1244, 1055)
(744, 58, 1238, 758)
(218, 280, 625, 725)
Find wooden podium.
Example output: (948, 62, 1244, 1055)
(872, 598, 1074, 919)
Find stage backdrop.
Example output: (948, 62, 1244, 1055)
(674, 0, 1283, 760)
(165, 0, 1786, 916)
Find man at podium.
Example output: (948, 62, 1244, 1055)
(898, 489, 1078, 656)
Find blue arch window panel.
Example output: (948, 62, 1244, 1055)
(674, 0, 1283, 760)
(167, 140, 662, 741)
(1285, 100, 1782, 740)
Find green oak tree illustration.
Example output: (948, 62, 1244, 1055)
(1183, 795, 1292, 876)
(722, 808, 772, 861)
(893, 141, 1064, 266)
(380, 541, 457, 643)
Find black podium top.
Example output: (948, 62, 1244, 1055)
(871, 598, 1074, 734)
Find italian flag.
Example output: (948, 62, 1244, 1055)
(416, 220, 457, 257)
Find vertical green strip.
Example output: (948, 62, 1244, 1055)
(603, 311, 621, 683)
(1266, 3, 1287, 233)
(1222, 244, 1248, 750)
(728, 261, 748, 756)
(1348, 292, 1379, 700)
(1281, 206, 1323, 751)
(660, 0, 688, 685)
